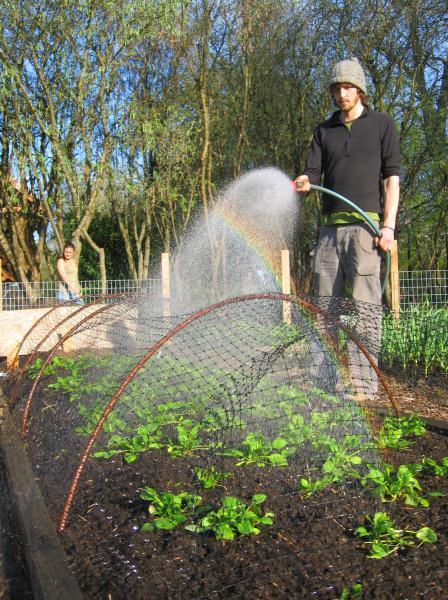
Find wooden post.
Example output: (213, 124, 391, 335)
(161, 252, 171, 318)
(390, 240, 400, 318)
(281, 249, 291, 325)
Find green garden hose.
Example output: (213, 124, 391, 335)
(297, 182, 390, 295)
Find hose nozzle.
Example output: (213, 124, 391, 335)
(291, 180, 305, 191)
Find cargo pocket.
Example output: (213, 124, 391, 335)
(353, 226, 381, 276)
(313, 229, 341, 296)
(314, 230, 338, 274)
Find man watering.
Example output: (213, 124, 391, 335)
(294, 57, 400, 396)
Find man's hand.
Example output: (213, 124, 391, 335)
(375, 227, 395, 252)
(293, 175, 311, 193)
(377, 175, 399, 252)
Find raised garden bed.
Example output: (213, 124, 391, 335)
(2, 295, 448, 599)
(2, 363, 448, 599)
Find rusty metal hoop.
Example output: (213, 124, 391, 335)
(19, 293, 135, 437)
(57, 293, 398, 532)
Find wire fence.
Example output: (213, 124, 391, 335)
(399, 270, 448, 309)
(0, 279, 162, 311)
(1, 271, 447, 311)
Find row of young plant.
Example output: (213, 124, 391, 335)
(381, 304, 448, 375)
(28, 352, 448, 562)
(133, 411, 446, 559)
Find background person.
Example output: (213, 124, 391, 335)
(294, 57, 400, 397)
(56, 242, 83, 305)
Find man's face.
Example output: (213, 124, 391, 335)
(332, 83, 361, 112)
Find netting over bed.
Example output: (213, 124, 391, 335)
(7, 290, 397, 598)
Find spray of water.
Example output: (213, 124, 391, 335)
(169, 167, 299, 313)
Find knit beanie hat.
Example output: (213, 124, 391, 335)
(329, 57, 367, 94)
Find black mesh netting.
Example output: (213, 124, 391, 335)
(8, 292, 400, 598)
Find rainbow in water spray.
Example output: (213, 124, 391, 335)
(212, 167, 299, 294)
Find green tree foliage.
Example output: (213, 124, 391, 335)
(0, 0, 446, 281)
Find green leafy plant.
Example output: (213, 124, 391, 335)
(309, 387, 343, 405)
(381, 305, 448, 375)
(76, 401, 129, 436)
(276, 384, 308, 407)
(27, 354, 92, 381)
(398, 457, 448, 481)
(93, 423, 164, 463)
(186, 494, 274, 540)
(270, 322, 302, 345)
(47, 361, 89, 402)
(340, 583, 362, 599)
(285, 414, 311, 443)
(361, 463, 442, 507)
(140, 487, 202, 531)
(355, 512, 437, 558)
(299, 435, 364, 497)
(194, 466, 231, 489)
(418, 456, 448, 477)
(166, 422, 211, 457)
(27, 357, 47, 379)
(376, 414, 426, 450)
(224, 432, 294, 467)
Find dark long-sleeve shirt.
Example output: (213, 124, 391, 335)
(304, 107, 400, 215)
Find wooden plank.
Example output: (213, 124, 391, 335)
(0, 389, 83, 600)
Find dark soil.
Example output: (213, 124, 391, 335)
(49, 424, 447, 600)
(383, 367, 448, 423)
(3, 365, 448, 599)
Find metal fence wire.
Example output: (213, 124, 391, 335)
(0, 279, 162, 311)
(1, 271, 447, 311)
(399, 270, 448, 308)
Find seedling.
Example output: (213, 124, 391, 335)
(361, 463, 441, 507)
(340, 583, 362, 599)
(140, 487, 202, 531)
(299, 435, 365, 497)
(381, 304, 448, 375)
(355, 512, 437, 558)
(376, 414, 426, 450)
(224, 432, 294, 467)
(27, 355, 92, 380)
(194, 466, 231, 489)
(76, 402, 129, 435)
(186, 494, 274, 540)
(276, 384, 308, 407)
(27, 357, 49, 379)
(93, 423, 164, 463)
(166, 422, 211, 457)
(418, 456, 448, 477)
(282, 413, 314, 446)
(42, 355, 95, 402)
